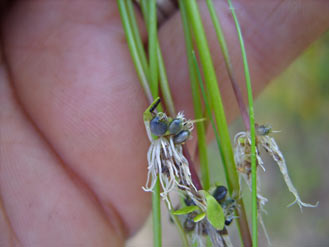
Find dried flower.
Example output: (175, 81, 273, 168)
(143, 98, 198, 207)
(234, 124, 318, 211)
(143, 133, 197, 207)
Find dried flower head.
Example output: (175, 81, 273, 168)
(143, 98, 198, 207)
(234, 123, 319, 211)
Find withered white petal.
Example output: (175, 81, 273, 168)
(258, 135, 319, 211)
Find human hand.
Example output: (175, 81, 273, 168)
(1, 1, 328, 246)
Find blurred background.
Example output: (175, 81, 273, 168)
(127, 31, 329, 246)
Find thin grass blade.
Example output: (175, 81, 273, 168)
(227, 0, 257, 245)
(179, 0, 210, 190)
(181, 0, 252, 245)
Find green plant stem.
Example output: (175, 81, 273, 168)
(117, 0, 153, 103)
(183, 0, 235, 191)
(140, 0, 149, 24)
(179, 0, 210, 190)
(182, 0, 252, 245)
(191, 51, 225, 180)
(152, 177, 162, 247)
(157, 47, 176, 117)
(148, 0, 159, 97)
(146, 2, 162, 247)
(227, 0, 257, 246)
(193, 53, 251, 247)
(139, 2, 176, 117)
(205, 0, 250, 130)
(126, 0, 150, 82)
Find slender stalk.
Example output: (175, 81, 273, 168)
(227, 0, 257, 246)
(191, 51, 226, 182)
(140, 0, 149, 24)
(157, 47, 176, 117)
(205, 0, 250, 130)
(183, 0, 235, 191)
(192, 52, 228, 179)
(139, 2, 176, 117)
(181, 0, 252, 245)
(146, 2, 162, 246)
(152, 177, 162, 247)
(117, 1, 153, 103)
(179, 0, 210, 190)
(193, 53, 251, 247)
(126, 0, 149, 81)
(148, 0, 159, 97)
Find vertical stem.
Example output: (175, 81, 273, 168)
(183, 0, 234, 191)
(140, 1, 176, 117)
(205, 0, 250, 130)
(179, 0, 210, 190)
(140, 0, 149, 24)
(227, 0, 257, 246)
(152, 177, 162, 247)
(148, 0, 159, 96)
(117, 0, 153, 103)
(193, 52, 251, 247)
(147, 2, 162, 246)
(127, 1, 162, 246)
(157, 47, 176, 117)
(126, 0, 150, 82)
(182, 0, 252, 245)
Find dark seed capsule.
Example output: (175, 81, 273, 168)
(173, 130, 190, 144)
(256, 124, 271, 136)
(225, 218, 233, 226)
(213, 185, 228, 203)
(150, 116, 168, 136)
(168, 118, 182, 135)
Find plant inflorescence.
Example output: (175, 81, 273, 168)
(118, 1, 318, 246)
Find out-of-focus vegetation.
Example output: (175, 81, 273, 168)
(128, 32, 329, 246)
(254, 31, 329, 246)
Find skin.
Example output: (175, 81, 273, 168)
(0, 0, 328, 246)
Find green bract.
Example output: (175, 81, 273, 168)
(172, 205, 199, 215)
(205, 192, 225, 230)
(193, 212, 206, 223)
(143, 97, 160, 122)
